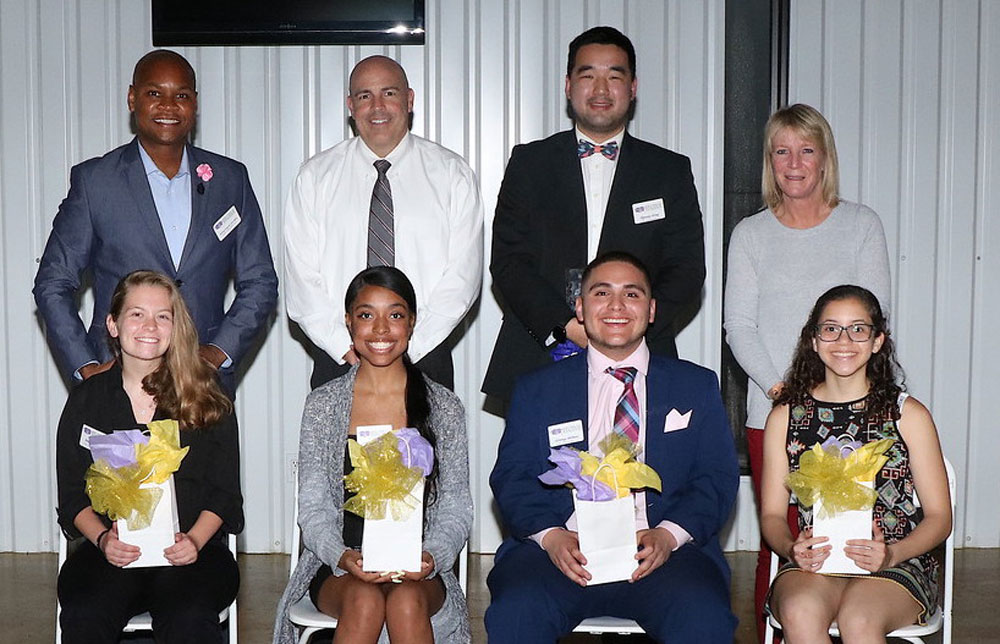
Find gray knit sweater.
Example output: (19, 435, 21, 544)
(272, 366, 473, 643)
(723, 200, 891, 428)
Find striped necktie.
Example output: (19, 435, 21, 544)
(367, 159, 394, 267)
(606, 366, 640, 443)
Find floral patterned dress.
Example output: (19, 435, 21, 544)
(775, 393, 940, 622)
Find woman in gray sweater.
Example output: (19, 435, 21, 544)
(273, 266, 472, 643)
(723, 104, 891, 641)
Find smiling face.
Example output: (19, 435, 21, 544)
(812, 297, 884, 380)
(106, 283, 174, 367)
(128, 55, 197, 153)
(575, 260, 655, 361)
(347, 56, 414, 158)
(770, 126, 826, 204)
(565, 43, 636, 142)
(346, 284, 415, 367)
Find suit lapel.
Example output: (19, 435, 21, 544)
(179, 144, 206, 272)
(598, 131, 638, 253)
(643, 357, 672, 466)
(556, 131, 589, 268)
(122, 139, 174, 271)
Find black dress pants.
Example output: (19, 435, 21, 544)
(57, 539, 238, 644)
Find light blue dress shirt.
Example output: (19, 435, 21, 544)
(138, 144, 192, 269)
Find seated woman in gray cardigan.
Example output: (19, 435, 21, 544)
(273, 266, 473, 644)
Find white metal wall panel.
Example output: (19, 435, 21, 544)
(789, 0, 1000, 547)
(1, 0, 731, 553)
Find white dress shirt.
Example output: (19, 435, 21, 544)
(577, 127, 625, 262)
(284, 133, 484, 364)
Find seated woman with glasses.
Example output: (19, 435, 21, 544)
(760, 284, 951, 642)
(56, 270, 242, 643)
(274, 266, 473, 644)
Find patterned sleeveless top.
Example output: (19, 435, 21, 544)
(785, 393, 939, 614)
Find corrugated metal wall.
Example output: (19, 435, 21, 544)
(788, 0, 1000, 548)
(0, 0, 728, 553)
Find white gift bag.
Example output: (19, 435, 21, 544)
(361, 478, 424, 573)
(573, 464, 637, 585)
(812, 480, 874, 575)
(354, 424, 424, 573)
(117, 475, 180, 568)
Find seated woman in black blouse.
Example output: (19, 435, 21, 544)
(56, 270, 243, 643)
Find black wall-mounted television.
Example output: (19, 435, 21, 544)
(152, 0, 425, 46)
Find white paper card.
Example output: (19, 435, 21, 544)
(362, 479, 424, 573)
(212, 206, 241, 241)
(356, 424, 394, 446)
(79, 424, 107, 450)
(812, 481, 873, 575)
(118, 476, 180, 568)
(548, 419, 584, 447)
(632, 198, 666, 224)
(574, 490, 637, 585)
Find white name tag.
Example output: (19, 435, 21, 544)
(548, 419, 585, 447)
(632, 198, 666, 224)
(356, 424, 394, 446)
(79, 424, 107, 450)
(213, 206, 242, 241)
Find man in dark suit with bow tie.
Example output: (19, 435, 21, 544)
(483, 26, 706, 405)
(34, 50, 278, 391)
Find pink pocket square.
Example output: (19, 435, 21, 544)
(664, 408, 692, 433)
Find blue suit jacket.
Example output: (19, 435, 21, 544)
(34, 139, 278, 381)
(490, 351, 739, 574)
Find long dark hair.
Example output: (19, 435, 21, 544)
(775, 284, 903, 420)
(344, 266, 438, 502)
(108, 270, 232, 429)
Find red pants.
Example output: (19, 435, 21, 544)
(747, 427, 799, 643)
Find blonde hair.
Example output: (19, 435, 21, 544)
(108, 270, 232, 428)
(761, 103, 840, 212)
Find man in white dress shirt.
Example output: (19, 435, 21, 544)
(284, 55, 484, 389)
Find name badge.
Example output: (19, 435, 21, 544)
(356, 424, 394, 446)
(79, 424, 107, 450)
(547, 419, 585, 447)
(632, 198, 666, 224)
(213, 206, 242, 241)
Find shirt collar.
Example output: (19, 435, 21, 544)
(586, 339, 650, 377)
(359, 131, 412, 165)
(575, 126, 626, 149)
(137, 143, 190, 179)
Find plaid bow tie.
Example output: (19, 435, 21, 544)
(577, 139, 619, 160)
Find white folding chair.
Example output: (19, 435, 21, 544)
(55, 532, 239, 643)
(764, 457, 955, 644)
(573, 616, 646, 636)
(287, 479, 469, 643)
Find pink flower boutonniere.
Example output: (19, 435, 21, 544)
(196, 163, 213, 182)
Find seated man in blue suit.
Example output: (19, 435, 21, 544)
(487, 252, 738, 642)
(33, 49, 278, 391)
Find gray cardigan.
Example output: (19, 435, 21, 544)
(273, 367, 473, 643)
(723, 200, 891, 428)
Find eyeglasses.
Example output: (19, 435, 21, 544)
(815, 323, 876, 342)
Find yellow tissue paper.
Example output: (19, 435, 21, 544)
(578, 434, 662, 498)
(84, 420, 189, 530)
(344, 432, 423, 521)
(786, 438, 894, 519)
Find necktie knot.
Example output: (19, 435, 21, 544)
(606, 366, 637, 385)
(577, 139, 619, 160)
(374, 159, 391, 175)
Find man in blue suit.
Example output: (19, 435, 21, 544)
(34, 50, 278, 390)
(487, 252, 738, 642)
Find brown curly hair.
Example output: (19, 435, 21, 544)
(775, 285, 903, 420)
(108, 270, 232, 429)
